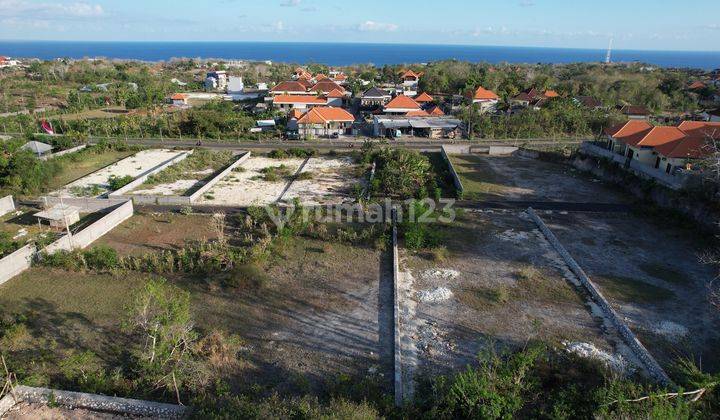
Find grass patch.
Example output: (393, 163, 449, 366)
(46, 150, 134, 191)
(142, 149, 234, 189)
(640, 263, 688, 285)
(457, 285, 510, 309)
(596, 274, 675, 304)
(513, 265, 579, 304)
(449, 155, 508, 200)
(255, 165, 294, 182)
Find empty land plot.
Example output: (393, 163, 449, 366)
(542, 212, 720, 374)
(0, 236, 391, 397)
(196, 156, 304, 206)
(450, 155, 628, 203)
(44, 149, 136, 192)
(50, 149, 183, 198)
(93, 212, 218, 257)
(281, 156, 364, 206)
(130, 150, 237, 196)
(397, 210, 631, 394)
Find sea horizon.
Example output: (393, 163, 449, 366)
(1, 40, 719, 70)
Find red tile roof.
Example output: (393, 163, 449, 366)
(315, 74, 329, 81)
(289, 109, 304, 120)
(654, 136, 711, 159)
(384, 95, 421, 110)
(471, 86, 499, 101)
(406, 110, 430, 117)
(401, 69, 421, 79)
(298, 107, 355, 124)
(688, 81, 707, 90)
(273, 95, 327, 105)
(327, 88, 345, 98)
(677, 121, 720, 139)
(427, 105, 445, 116)
(309, 80, 345, 94)
(605, 120, 653, 138)
(171, 93, 189, 100)
(543, 90, 560, 98)
(333, 73, 347, 81)
(414, 92, 434, 103)
(630, 126, 687, 147)
(271, 81, 308, 93)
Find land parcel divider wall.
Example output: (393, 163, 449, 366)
(113, 151, 252, 206)
(108, 149, 193, 198)
(527, 207, 672, 386)
(441, 145, 464, 195)
(0, 195, 15, 217)
(0, 244, 36, 286)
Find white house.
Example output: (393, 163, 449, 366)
(469, 86, 500, 113)
(227, 76, 244, 95)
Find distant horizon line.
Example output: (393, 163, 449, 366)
(2, 39, 719, 54)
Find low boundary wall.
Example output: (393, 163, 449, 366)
(0, 194, 15, 217)
(441, 145, 464, 195)
(0, 244, 36, 286)
(114, 152, 251, 206)
(108, 150, 192, 197)
(0, 385, 187, 418)
(43, 200, 134, 254)
(527, 208, 671, 386)
(39, 197, 129, 213)
(40, 144, 87, 161)
(391, 207, 403, 407)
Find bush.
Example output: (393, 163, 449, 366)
(83, 246, 119, 270)
(107, 174, 134, 191)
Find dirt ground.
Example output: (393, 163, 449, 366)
(50, 150, 184, 198)
(196, 156, 305, 207)
(397, 210, 634, 398)
(184, 236, 393, 395)
(541, 211, 720, 374)
(93, 212, 218, 257)
(281, 156, 365, 206)
(451, 154, 629, 203)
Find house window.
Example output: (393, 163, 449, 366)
(666, 164, 672, 174)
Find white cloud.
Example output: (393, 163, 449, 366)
(280, 0, 300, 6)
(358, 21, 398, 32)
(0, 0, 104, 19)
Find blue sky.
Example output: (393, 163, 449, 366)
(1, 0, 719, 51)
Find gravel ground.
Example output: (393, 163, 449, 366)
(281, 156, 363, 206)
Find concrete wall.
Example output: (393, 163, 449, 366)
(440, 145, 464, 194)
(108, 150, 191, 197)
(0, 194, 15, 217)
(391, 208, 403, 407)
(488, 146, 520, 156)
(188, 151, 251, 202)
(3, 385, 187, 418)
(39, 197, 129, 213)
(43, 201, 133, 254)
(0, 244, 36, 286)
(39, 144, 87, 161)
(527, 208, 671, 386)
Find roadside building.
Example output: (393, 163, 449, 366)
(308, 80, 347, 96)
(170, 93, 189, 107)
(618, 105, 651, 120)
(383, 94, 422, 114)
(414, 92, 434, 106)
(272, 95, 329, 112)
(360, 87, 392, 108)
(270, 81, 311, 96)
(227, 76, 244, 95)
(469, 86, 500, 113)
(373, 115, 463, 139)
(297, 107, 355, 139)
(574, 96, 604, 110)
(205, 71, 228, 91)
(510, 89, 558, 109)
(400, 69, 421, 96)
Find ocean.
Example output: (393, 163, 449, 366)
(1, 41, 719, 70)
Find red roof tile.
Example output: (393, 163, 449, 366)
(384, 95, 421, 110)
(271, 81, 309, 93)
(406, 110, 430, 117)
(471, 86, 499, 101)
(605, 120, 653, 138)
(414, 92, 434, 103)
(427, 105, 445, 116)
(298, 107, 355, 124)
(273, 95, 327, 105)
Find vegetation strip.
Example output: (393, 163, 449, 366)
(391, 207, 403, 407)
(527, 207, 672, 386)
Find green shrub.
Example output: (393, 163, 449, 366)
(107, 174, 134, 191)
(83, 246, 119, 270)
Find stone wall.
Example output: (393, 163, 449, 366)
(2, 385, 187, 418)
(188, 151, 251, 202)
(0, 244, 36, 286)
(43, 200, 134, 254)
(527, 208, 672, 386)
(441, 145, 464, 195)
(0, 194, 15, 217)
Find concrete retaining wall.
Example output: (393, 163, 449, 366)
(488, 146, 519, 155)
(0, 194, 15, 217)
(0, 244, 36, 286)
(441, 145, 464, 194)
(391, 208, 403, 407)
(39, 197, 129, 213)
(188, 151, 251, 202)
(108, 150, 192, 197)
(527, 208, 671, 386)
(3, 385, 187, 418)
(43, 201, 134, 254)
(40, 144, 87, 161)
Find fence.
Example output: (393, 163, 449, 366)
(527, 208, 671, 386)
(0, 244, 36, 286)
(0, 195, 15, 217)
(441, 145, 465, 195)
(108, 150, 192, 197)
(43, 200, 134, 254)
